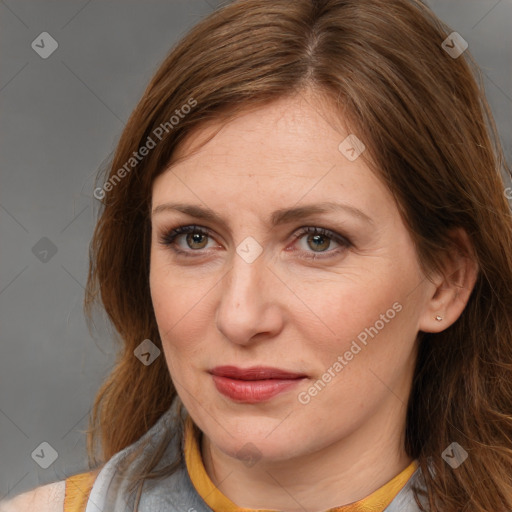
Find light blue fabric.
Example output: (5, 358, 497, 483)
(85, 396, 427, 512)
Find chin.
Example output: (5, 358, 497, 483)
(202, 416, 310, 462)
(218, 435, 296, 464)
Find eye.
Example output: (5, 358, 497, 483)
(158, 225, 216, 256)
(158, 224, 352, 260)
(291, 226, 352, 260)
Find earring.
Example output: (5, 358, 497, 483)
(435, 315, 443, 321)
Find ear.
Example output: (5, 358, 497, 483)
(418, 228, 479, 333)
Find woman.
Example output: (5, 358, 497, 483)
(2, 0, 512, 510)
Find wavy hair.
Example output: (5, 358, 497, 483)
(84, 0, 512, 510)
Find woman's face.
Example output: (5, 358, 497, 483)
(149, 92, 437, 465)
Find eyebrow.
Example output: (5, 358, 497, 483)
(152, 201, 374, 227)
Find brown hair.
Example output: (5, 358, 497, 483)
(84, 0, 512, 510)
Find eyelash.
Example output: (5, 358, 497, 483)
(158, 224, 352, 261)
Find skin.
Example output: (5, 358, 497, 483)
(149, 91, 478, 511)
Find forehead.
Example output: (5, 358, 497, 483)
(152, 94, 394, 225)
(169, 93, 354, 171)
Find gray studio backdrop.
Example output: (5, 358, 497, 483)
(1, 0, 511, 500)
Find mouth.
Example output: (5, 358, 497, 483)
(209, 366, 308, 403)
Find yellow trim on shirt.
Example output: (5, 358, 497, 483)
(64, 469, 100, 512)
(183, 415, 419, 512)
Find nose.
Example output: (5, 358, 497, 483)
(215, 248, 284, 346)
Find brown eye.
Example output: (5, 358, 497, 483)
(184, 232, 209, 250)
(305, 233, 331, 252)
(292, 227, 352, 260)
(159, 225, 215, 257)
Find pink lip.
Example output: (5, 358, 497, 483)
(210, 366, 307, 403)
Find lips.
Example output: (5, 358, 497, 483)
(209, 366, 307, 403)
(210, 366, 307, 380)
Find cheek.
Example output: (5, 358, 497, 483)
(298, 277, 400, 350)
(298, 262, 420, 373)
(297, 291, 416, 417)
(149, 256, 212, 360)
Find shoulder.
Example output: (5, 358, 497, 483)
(0, 480, 66, 512)
(0, 468, 101, 512)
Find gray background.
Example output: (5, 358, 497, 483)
(1, 0, 511, 500)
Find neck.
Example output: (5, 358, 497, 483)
(200, 400, 413, 511)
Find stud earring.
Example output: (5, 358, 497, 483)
(435, 315, 443, 321)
